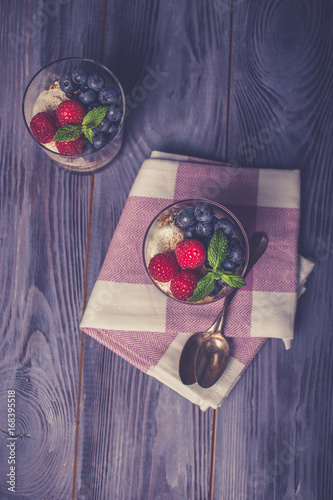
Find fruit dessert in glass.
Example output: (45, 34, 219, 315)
(143, 200, 249, 304)
(22, 57, 125, 172)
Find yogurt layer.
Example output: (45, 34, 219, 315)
(43, 141, 59, 153)
(147, 223, 184, 261)
(32, 87, 69, 116)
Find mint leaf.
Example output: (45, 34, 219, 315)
(187, 273, 216, 302)
(212, 269, 224, 280)
(83, 127, 94, 144)
(207, 229, 229, 269)
(53, 124, 82, 142)
(82, 106, 108, 128)
(220, 271, 247, 288)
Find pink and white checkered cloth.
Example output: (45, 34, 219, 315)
(80, 151, 314, 410)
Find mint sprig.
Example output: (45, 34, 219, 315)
(53, 124, 82, 142)
(187, 229, 247, 302)
(82, 106, 108, 128)
(207, 229, 229, 269)
(53, 106, 109, 144)
(218, 271, 247, 288)
(83, 127, 94, 144)
(188, 273, 216, 303)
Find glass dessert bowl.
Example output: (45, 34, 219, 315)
(22, 57, 125, 172)
(143, 199, 249, 304)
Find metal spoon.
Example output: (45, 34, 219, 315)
(178, 232, 268, 386)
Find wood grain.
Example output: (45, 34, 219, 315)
(74, 1, 232, 498)
(213, 0, 333, 498)
(0, 0, 332, 498)
(0, 1, 97, 498)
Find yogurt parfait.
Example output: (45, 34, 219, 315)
(22, 58, 125, 172)
(143, 200, 249, 304)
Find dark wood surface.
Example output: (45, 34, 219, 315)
(0, 1, 332, 499)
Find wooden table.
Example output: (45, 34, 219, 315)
(1, 1, 332, 498)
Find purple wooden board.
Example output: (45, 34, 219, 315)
(0, 0, 332, 499)
(0, 1, 98, 498)
(74, 1, 232, 497)
(218, 0, 333, 499)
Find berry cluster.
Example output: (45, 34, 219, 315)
(176, 203, 244, 297)
(147, 202, 246, 302)
(29, 67, 123, 155)
(148, 238, 205, 301)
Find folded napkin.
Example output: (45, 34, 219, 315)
(80, 151, 314, 410)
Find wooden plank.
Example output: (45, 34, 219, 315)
(75, 0, 233, 498)
(0, 0, 103, 498)
(2, 0, 331, 499)
(211, 0, 333, 498)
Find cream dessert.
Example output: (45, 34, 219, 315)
(28, 66, 123, 156)
(144, 201, 248, 303)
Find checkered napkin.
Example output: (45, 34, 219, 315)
(80, 151, 314, 410)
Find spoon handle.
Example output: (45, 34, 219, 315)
(246, 232, 269, 272)
(207, 294, 231, 335)
(209, 232, 269, 335)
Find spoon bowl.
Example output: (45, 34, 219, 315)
(195, 336, 230, 388)
(178, 333, 208, 385)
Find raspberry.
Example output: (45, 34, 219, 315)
(170, 270, 199, 301)
(175, 239, 206, 270)
(30, 112, 59, 144)
(148, 252, 179, 283)
(178, 270, 200, 284)
(56, 100, 86, 126)
(56, 136, 84, 155)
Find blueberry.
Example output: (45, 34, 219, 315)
(209, 282, 222, 297)
(107, 122, 118, 136)
(221, 258, 239, 271)
(106, 104, 122, 122)
(176, 208, 196, 227)
(214, 218, 234, 238)
(194, 203, 214, 222)
(195, 221, 213, 237)
(79, 89, 97, 105)
(183, 223, 197, 238)
(59, 73, 78, 94)
(97, 117, 112, 132)
(87, 101, 101, 111)
(79, 83, 89, 92)
(92, 130, 107, 149)
(88, 73, 105, 91)
(72, 68, 88, 85)
(83, 142, 95, 155)
(71, 92, 81, 101)
(98, 86, 120, 106)
(229, 237, 240, 247)
(217, 278, 229, 287)
(228, 244, 244, 263)
(199, 236, 212, 250)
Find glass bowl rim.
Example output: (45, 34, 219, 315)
(22, 56, 126, 158)
(142, 198, 250, 305)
